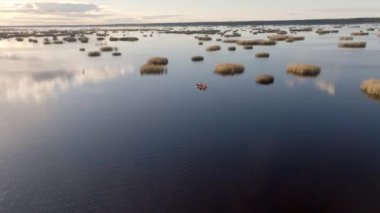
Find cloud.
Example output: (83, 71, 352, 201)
(310, 7, 380, 13)
(25, 2, 100, 13)
(0, 1, 186, 25)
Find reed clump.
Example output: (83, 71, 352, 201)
(255, 52, 270, 58)
(140, 64, 167, 75)
(237, 39, 276, 46)
(228, 46, 236, 51)
(215, 63, 245, 76)
(64, 37, 77, 42)
(339, 36, 354, 41)
(198, 36, 212, 41)
(286, 64, 321, 77)
(191, 56, 204, 62)
(256, 74, 274, 84)
(206, 45, 221, 51)
(223, 39, 238, 43)
(100, 46, 114, 52)
(361, 79, 380, 98)
(351, 31, 369, 36)
(338, 42, 366, 48)
(88, 51, 101, 57)
(120, 37, 139, 41)
(147, 57, 169, 65)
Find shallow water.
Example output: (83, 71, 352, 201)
(0, 25, 380, 212)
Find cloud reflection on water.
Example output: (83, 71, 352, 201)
(285, 78, 336, 96)
(315, 80, 335, 96)
(0, 66, 132, 103)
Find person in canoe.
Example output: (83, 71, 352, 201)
(196, 83, 208, 91)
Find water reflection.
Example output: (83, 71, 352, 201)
(0, 53, 42, 61)
(315, 80, 335, 95)
(0, 66, 131, 103)
(285, 78, 306, 88)
(285, 78, 336, 96)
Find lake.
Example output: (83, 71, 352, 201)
(0, 25, 380, 212)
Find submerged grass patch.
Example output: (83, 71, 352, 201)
(287, 64, 321, 77)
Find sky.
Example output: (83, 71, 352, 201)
(0, 0, 379, 25)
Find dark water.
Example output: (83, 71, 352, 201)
(0, 26, 380, 212)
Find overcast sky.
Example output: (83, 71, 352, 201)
(0, 0, 379, 25)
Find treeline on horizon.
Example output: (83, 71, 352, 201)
(2, 17, 380, 28)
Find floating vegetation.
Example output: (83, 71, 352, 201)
(53, 41, 63, 45)
(198, 36, 212, 41)
(191, 56, 204, 62)
(268, 35, 288, 41)
(361, 79, 380, 99)
(120, 37, 139, 41)
(206, 45, 221, 51)
(255, 52, 270, 58)
(100, 47, 114, 52)
(29, 39, 38, 43)
(16, 38, 24, 42)
(198, 42, 203, 45)
(215, 63, 245, 76)
(147, 57, 169, 65)
(351, 31, 369, 36)
(112, 52, 122, 56)
(256, 74, 274, 84)
(338, 42, 366, 48)
(79, 48, 85, 52)
(243, 46, 253, 50)
(63, 37, 77, 42)
(228, 46, 236, 51)
(78, 37, 89, 43)
(223, 39, 238, 43)
(339, 36, 354, 40)
(88, 51, 101, 57)
(287, 64, 321, 77)
(290, 27, 313, 32)
(140, 64, 167, 75)
(110, 37, 119, 41)
(237, 39, 276, 46)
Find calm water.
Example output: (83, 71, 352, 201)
(0, 25, 380, 212)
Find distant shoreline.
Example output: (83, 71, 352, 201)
(1, 17, 380, 28)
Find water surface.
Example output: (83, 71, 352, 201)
(0, 25, 380, 212)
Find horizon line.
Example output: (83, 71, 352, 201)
(0, 17, 379, 28)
